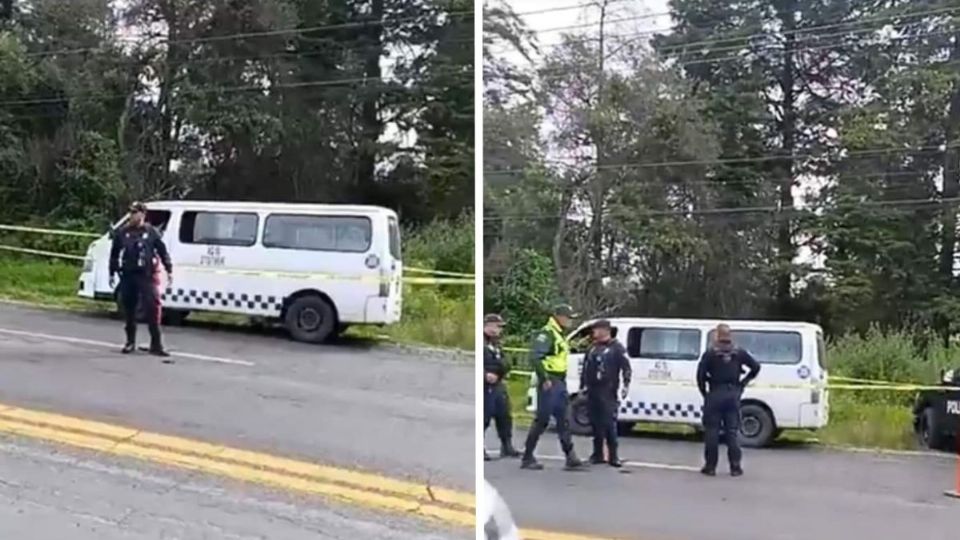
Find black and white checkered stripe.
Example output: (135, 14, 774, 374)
(620, 400, 703, 419)
(162, 288, 282, 312)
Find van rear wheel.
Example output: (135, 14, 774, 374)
(739, 404, 776, 448)
(285, 296, 336, 344)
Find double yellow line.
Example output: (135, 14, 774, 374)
(0, 402, 619, 539)
(0, 402, 475, 528)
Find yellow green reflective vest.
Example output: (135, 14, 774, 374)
(541, 317, 570, 374)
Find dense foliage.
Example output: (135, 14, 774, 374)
(0, 0, 473, 227)
(484, 0, 960, 341)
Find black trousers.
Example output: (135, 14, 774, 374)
(524, 378, 573, 458)
(119, 272, 163, 350)
(484, 381, 513, 445)
(587, 392, 618, 460)
(702, 387, 742, 470)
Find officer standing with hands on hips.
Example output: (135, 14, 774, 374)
(521, 304, 585, 471)
(580, 319, 631, 467)
(696, 324, 760, 477)
(109, 202, 173, 359)
(483, 313, 521, 462)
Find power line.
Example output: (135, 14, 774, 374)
(0, 67, 473, 108)
(489, 4, 959, 56)
(484, 142, 960, 176)
(22, 9, 475, 59)
(484, 196, 960, 222)
(512, 0, 641, 17)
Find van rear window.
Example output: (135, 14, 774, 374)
(707, 330, 802, 365)
(263, 214, 372, 253)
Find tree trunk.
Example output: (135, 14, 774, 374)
(938, 36, 960, 281)
(357, 0, 384, 192)
(775, 0, 797, 313)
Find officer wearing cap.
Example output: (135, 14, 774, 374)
(696, 323, 761, 477)
(580, 319, 631, 467)
(521, 304, 584, 471)
(109, 201, 173, 358)
(484, 313, 521, 462)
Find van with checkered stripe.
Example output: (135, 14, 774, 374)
(527, 318, 829, 448)
(78, 201, 403, 344)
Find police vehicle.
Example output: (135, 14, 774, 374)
(527, 318, 829, 448)
(78, 201, 403, 343)
(913, 368, 960, 451)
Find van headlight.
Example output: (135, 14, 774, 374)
(82, 259, 93, 272)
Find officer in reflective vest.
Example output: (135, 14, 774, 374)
(521, 304, 585, 471)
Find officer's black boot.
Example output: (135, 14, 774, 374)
(589, 438, 605, 464)
(122, 323, 136, 354)
(500, 440, 521, 458)
(730, 464, 744, 477)
(520, 453, 543, 470)
(608, 444, 622, 468)
(564, 450, 585, 471)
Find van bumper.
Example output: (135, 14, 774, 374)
(77, 272, 95, 299)
(799, 403, 828, 429)
(364, 297, 400, 324)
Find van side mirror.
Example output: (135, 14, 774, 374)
(943, 369, 956, 384)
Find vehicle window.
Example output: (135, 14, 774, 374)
(707, 330, 803, 365)
(816, 332, 827, 369)
(263, 214, 372, 253)
(627, 328, 701, 360)
(388, 216, 402, 260)
(146, 210, 172, 232)
(568, 325, 594, 354)
(179, 211, 259, 247)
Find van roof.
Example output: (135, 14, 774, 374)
(145, 200, 397, 215)
(580, 317, 822, 332)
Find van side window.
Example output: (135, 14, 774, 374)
(179, 211, 259, 247)
(707, 330, 802, 365)
(626, 328, 701, 360)
(146, 210, 172, 232)
(263, 214, 372, 253)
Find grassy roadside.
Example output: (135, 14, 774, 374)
(0, 256, 473, 351)
(503, 377, 920, 451)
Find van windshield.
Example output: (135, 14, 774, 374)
(707, 330, 802, 365)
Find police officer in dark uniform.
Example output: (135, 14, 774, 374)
(109, 202, 173, 358)
(484, 313, 521, 462)
(521, 304, 584, 471)
(696, 323, 760, 476)
(580, 319, 631, 467)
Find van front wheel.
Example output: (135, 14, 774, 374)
(566, 395, 593, 436)
(285, 296, 336, 344)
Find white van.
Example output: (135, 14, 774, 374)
(78, 201, 403, 343)
(527, 318, 829, 447)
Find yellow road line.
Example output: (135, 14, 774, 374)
(0, 403, 474, 528)
(520, 529, 620, 540)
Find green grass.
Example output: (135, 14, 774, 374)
(0, 256, 472, 351)
(504, 376, 920, 451)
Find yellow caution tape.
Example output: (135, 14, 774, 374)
(405, 266, 475, 278)
(176, 264, 474, 285)
(506, 370, 954, 392)
(0, 244, 87, 261)
(0, 224, 99, 238)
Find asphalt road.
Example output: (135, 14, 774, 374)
(0, 303, 474, 537)
(485, 430, 960, 540)
(0, 435, 464, 540)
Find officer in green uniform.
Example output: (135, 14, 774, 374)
(521, 304, 585, 471)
